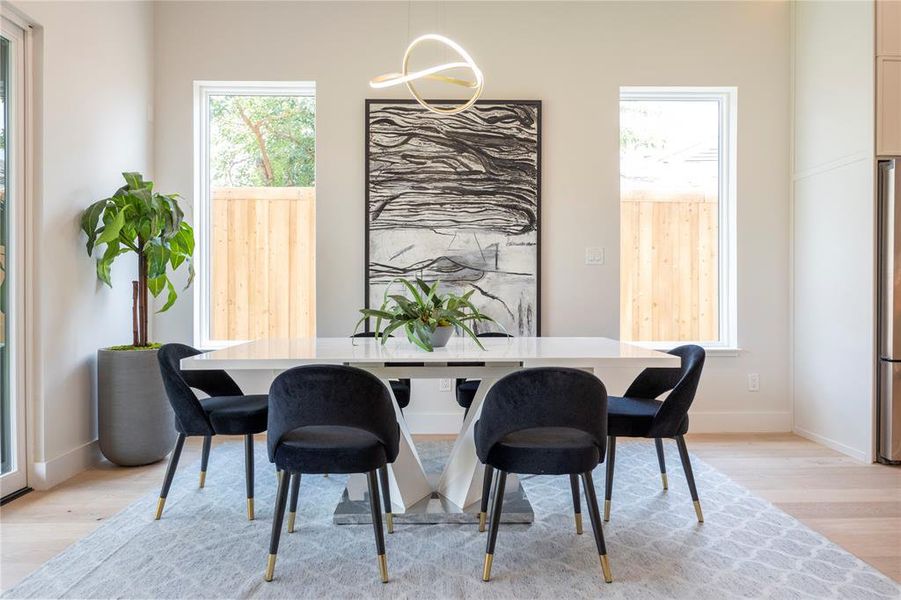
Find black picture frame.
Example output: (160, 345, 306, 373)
(364, 99, 542, 336)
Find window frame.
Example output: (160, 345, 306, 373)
(619, 86, 738, 354)
(193, 81, 316, 349)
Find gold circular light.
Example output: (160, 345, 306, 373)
(370, 34, 484, 115)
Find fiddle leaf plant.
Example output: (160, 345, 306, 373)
(355, 277, 496, 352)
(81, 172, 194, 348)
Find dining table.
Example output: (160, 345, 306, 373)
(181, 336, 680, 525)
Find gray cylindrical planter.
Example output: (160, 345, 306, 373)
(98, 347, 176, 466)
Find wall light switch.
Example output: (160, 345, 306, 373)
(747, 373, 759, 392)
(585, 247, 605, 265)
(439, 379, 452, 392)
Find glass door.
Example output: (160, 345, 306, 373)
(1, 17, 27, 497)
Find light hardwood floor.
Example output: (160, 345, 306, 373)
(1, 433, 899, 593)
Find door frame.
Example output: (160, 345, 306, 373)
(0, 13, 33, 499)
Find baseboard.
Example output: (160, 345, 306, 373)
(792, 426, 869, 463)
(31, 440, 101, 490)
(684, 411, 793, 433)
(404, 411, 465, 435)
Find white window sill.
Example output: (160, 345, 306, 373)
(628, 342, 742, 357)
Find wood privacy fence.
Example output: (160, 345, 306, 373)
(211, 187, 315, 340)
(620, 189, 718, 342)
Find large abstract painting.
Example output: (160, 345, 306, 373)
(366, 99, 541, 335)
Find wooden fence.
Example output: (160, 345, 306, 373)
(211, 187, 315, 340)
(620, 189, 718, 342)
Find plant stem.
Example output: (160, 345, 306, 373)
(132, 281, 139, 347)
(137, 240, 149, 346)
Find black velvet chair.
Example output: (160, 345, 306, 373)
(604, 344, 706, 523)
(264, 365, 400, 584)
(455, 332, 513, 416)
(155, 343, 268, 520)
(474, 367, 613, 584)
(352, 332, 411, 410)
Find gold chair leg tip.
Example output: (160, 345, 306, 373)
(478, 512, 486, 532)
(386, 512, 394, 534)
(661, 473, 668, 491)
(199, 470, 206, 489)
(247, 499, 255, 521)
(482, 554, 493, 582)
(287, 511, 296, 533)
(378, 554, 389, 583)
(603, 499, 611, 522)
(575, 512, 583, 535)
(264, 554, 276, 582)
(154, 498, 166, 520)
(600, 554, 613, 583)
(694, 500, 704, 523)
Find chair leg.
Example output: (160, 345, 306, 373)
(675, 435, 704, 523)
(155, 433, 186, 520)
(199, 435, 211, 488)
(244, 434, 255, 520)
(367, 470, 389, 583)
(569, 474, 583, 534)
(482, 470, 507, 582)
(378, 465, 394, 534)
(581, 471, 613, 583)
(264, 468, 291, 582)
(654, 438, 668, 491)
(286, 473, 301, 533)
(479, 464, 494, 532)
(604, 436, 616, 521)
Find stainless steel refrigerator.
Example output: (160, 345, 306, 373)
(878, 158, 901, 464)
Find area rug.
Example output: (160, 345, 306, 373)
(4, 440, 898, 600)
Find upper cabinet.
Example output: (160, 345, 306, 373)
(877, 0, 901, 156)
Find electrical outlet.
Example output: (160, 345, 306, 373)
(585, 247, 605, 265)
(747, 373, 759, 392)
(439, 379, 452, 392)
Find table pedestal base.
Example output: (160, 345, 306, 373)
(333, 473, 533, 525)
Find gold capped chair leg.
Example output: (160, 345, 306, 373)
(482, 553, 494, 582)
(286, 473, 301, 533)
(575, 512, 583, 535)
(378, 553, 389, 583)
(199, 435, 211, 489)
(478, 511, 487, 532)
(600, 554, 613, 583)
(603, 499, 611, 522)
(694, 500, 705, 523)
(247, 498, 254, 521)
(661, 472, 669, 491)
(569, 474, 583, 534)
(264, 554, 276, 582)
(199, 471, 206, 489)
(154, 497, 166, 520)
(386, 512, 394, 534)
(287, 512, 296, 533)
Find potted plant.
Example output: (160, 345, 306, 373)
(81, 172, 195, 466)
(356, 278, 496, 351)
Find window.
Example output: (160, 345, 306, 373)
(194, 82, 316, 347)
(619, 87, 736, 349)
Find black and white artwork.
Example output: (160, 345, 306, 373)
(365, 100, 541, 335)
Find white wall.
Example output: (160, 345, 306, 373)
(9, 0, 155, 487)
(791, 0, 876, 461)
(152, 0, 792, 434)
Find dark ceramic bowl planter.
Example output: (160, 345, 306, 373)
(430, 325, 454, 348)
(98, 347, 176, 466)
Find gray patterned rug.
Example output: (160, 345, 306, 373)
(4, 440, 898, 600)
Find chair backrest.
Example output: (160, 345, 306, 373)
(267, 365, 400, 463)
(474, 367, 608, 463)
(157, 343, 243, 435)
(623, 344, 706, 437)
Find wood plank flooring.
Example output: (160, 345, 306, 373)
(0, 433, 898, 593)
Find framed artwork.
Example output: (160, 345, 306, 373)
(365, 99, 541, 335)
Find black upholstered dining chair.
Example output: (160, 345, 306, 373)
(475, 367, 613, 584)
(455, 332, 513, 416)
(352, 332, 411, 410)
(604, 344, 706, 523)
(155, 343, 268, 520)
(264, 365, 400, 584)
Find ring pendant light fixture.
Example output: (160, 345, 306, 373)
(370, 33, 485, 115)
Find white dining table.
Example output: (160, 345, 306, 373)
(181, 336, 679, 522)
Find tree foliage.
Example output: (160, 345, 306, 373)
(210, 95, 315, 188)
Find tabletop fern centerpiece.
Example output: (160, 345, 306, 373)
(356, 278, 496, 351)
